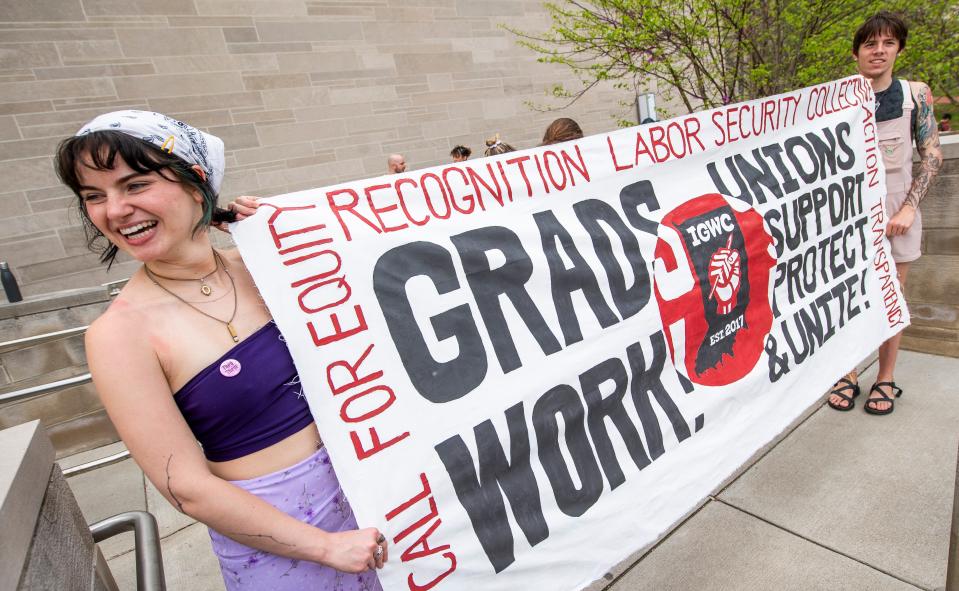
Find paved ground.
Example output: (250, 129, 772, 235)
(62, 350, 958, 590)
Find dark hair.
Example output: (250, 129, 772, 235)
(541, 118, 583, 145)
(853, 11, 908, 55)
(450, 145, 471, 160)
(55, 130, 233, 267)
(944, 113, 953, 120)
(484, 134, 515, 156)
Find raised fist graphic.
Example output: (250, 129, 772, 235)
(708, 235, 741, 315)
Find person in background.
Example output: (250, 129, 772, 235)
(540, 117, 584, 145)
(387, 153, 406, 174)
(55, 110, 387, 590)
(939, 113, 952, 132)
(484, 134, 515, 156)
(827, 12, 943, 415)
(450, 145, 471, 162)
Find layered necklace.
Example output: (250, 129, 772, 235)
(145, 249, 220, 296)
(144, 250, 240, 343)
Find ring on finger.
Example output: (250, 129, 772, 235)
(374, 546, 383, 559)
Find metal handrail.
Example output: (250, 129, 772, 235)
(102, 278, 128, 297)
(0, 325, 88, 355)
(0, 280, 127, 402)
(0, 373, 91, 404)
(90, 511, 166, 591)
(0, 278, 123, 354)
(63, 449, 131, 477)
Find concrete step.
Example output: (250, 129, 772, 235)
(0, 336, 88, 388)
(0, 286, 112, 457)
(0, 313, 120, 459)
(0, 378, 119, 458)
(48, 408, 119, 459)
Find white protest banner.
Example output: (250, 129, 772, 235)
(232, 74, 907, 590)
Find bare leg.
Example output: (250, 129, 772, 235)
(866, 262, 911, 413)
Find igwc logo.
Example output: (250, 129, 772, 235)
(654, 193, 776, 387)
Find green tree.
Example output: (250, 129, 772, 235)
(896, 0, 959, 106)
(512, 0, 959, 116)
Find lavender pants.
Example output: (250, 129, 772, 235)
(208, 447, 383, 591)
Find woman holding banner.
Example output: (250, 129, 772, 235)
(55, 110, 386, 590)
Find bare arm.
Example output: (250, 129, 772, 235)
(85, 312, 386, 573)
(906, 81, 943, 209)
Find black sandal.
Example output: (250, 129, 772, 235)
(827, 377, 860, 411)
(864, 381, 903, 416)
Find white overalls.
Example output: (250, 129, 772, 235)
(878, 79, 921, 263)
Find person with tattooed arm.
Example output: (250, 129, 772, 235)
(828, 12, 943, 415)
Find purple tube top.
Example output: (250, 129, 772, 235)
(173, 322, 314, 462)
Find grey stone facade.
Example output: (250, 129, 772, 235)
(0, 0, 629, 297)
(901, 141, 959, 357)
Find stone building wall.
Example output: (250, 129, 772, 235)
(0, 0, 630, 297)
(902, 140, 959, 357)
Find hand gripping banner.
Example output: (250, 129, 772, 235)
(232, 75, 907, 590)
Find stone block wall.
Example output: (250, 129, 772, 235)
(0, 0, 630, 297)
(902, 140, 959, 357)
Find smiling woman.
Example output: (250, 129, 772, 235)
(53, 110, 388, 591)
(57, 124, 229, 267)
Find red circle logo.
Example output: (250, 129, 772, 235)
(654, 193, 776, 386)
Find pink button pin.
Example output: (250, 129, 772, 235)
(220, 359, 241, 377)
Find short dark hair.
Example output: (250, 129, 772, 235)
(541, 118, 583, 146)
(450, 145, 471, 159)
(55, 130, 231, 267)
(944, 113, 953, 120)
(853, 11, 908, 55)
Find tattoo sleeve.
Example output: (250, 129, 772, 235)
(906, 83, 944, 210)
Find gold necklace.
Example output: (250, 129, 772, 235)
(144, 249, 219, 296)
(144, 252, 240, 343)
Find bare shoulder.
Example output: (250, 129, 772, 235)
(84, 295, 154, 362)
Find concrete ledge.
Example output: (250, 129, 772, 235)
(0, 421, 54, 590)
(0, 287, 110, 321)
(18, 465, 101, 590)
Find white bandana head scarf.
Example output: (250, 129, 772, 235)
(77, 110, 226, 194)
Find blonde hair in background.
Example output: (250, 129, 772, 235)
(484, 133, 516, 156)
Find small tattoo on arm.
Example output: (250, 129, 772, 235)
(166, 455, 185, 513)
